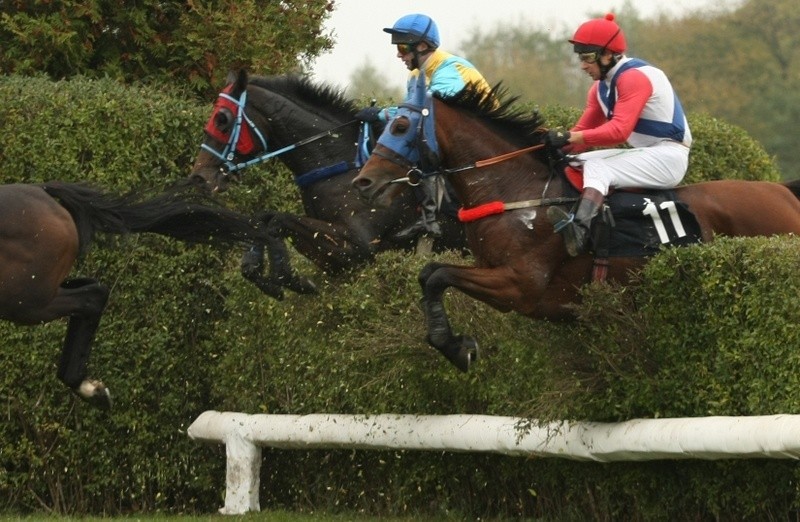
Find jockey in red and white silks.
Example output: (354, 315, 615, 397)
(544, 12, 692, 257)
(570, 55, 692, 195)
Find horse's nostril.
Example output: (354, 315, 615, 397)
(352, 177, 370, 189)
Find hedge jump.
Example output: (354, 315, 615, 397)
(187, 410, 800, 514)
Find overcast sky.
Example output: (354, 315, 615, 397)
(310, 0, 741, 91)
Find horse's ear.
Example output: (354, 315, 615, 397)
(235, 69, 248, 90)
(225, 69, 248, 90)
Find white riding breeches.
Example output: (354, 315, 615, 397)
(574, 141, 690, 195)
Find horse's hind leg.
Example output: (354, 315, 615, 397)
(53, 278, 112, 410)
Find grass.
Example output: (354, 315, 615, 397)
(0, 512, 461, 522)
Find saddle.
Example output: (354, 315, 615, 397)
(563, 164, 703, 258)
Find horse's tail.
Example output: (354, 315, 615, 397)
(782, 179, 800, 200)
(40, 181, 265, 256)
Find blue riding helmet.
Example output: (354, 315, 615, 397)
(383, 13, 440, 48)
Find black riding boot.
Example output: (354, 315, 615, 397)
(547, 187, 604, 257)
(394, 177, 442, 241)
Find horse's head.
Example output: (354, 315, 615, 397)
(352, 73, 439, 207)
(190, 69, 269, 193)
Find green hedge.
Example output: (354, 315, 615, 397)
(201, 241, 800, 520)
(0, 74, 294, 514)
(1, 74, 798, 519)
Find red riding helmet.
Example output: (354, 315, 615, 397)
(569, 13, 626, 54)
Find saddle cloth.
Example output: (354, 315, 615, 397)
(565, 165, 703, 257)
(601, 189, 702, 257)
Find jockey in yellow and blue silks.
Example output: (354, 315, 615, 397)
(356, 13, 493, 241)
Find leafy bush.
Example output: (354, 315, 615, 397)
(0, 73, 293, 514)
(562, 236, 800, 421)
(1, 74, 798, 519)
(0, 1, 334, 99)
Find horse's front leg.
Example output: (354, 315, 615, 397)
(240, 210, 318, 299)
(419, 261, 535, 372)
(417, 262, 486, 372)
(240, 242, 286, 299)
(240, 210, 288, 299)
(267, 213, 375, 277)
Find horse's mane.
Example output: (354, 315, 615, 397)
(435, 83, 547, 147)
(248, 75, 358, 122)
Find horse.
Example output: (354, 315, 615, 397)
(351, 73, 800, 372)
(0, 181, 268, 410)
(189, 69, 467, 300)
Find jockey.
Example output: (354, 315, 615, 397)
(545, 13, 692, 257)
(355, 13, 493, 241)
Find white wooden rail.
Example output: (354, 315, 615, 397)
(187, 411, 800, 514)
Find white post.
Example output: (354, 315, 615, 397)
(188, 411, 262, 514)
(221, 431, 261, 514)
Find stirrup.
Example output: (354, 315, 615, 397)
(551, 212, 575, 233)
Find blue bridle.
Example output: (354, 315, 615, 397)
(200, 88, 362, 177)
(372, 73, 441, 185)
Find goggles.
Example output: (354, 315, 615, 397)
(578, 51, 600, 64)
(396, 43, 415, 54)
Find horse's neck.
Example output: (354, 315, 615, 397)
(437, 120, 549, 207)
(254, 88, 358, 174)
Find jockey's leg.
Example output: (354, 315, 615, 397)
(548, 187, 604, 256)
(394, 177, 442, 241)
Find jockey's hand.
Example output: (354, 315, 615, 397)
(355, 106, 382, 123)
(545, 129, 571, 149)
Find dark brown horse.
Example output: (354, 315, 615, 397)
(189, 70, 466, 300)
(352, 73, 800, 372)
(0, 181, 266, 409)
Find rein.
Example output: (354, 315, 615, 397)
(385, 143, 549, 186)
(383, 140, 578, 220)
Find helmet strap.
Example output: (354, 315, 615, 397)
(598, 52, 620, 81)
(597, 27, 622, 80)
(411, 46, 433, 70)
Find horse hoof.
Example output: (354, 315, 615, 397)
(430, 335, 479, 373)
(459, 335, 480, 364)
(77, 379, 113, 410)
(254, 280, 285, 300)
(240, 257, 264, 279)
(454, 335, 479, 372)
(287, 277, 318, 295)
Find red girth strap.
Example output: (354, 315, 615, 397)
(458, 201, 506, 222)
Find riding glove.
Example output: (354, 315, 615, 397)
(545, 129, 571, 149)
(355, 106, 383, 123)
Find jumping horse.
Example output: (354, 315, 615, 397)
(190, 69, 466, 300)
(0, 181, 267, 409)
(352, 73, 800, 372)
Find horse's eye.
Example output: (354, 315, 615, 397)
(214, 108, 234, 132)
(390, 116, 411, 135)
